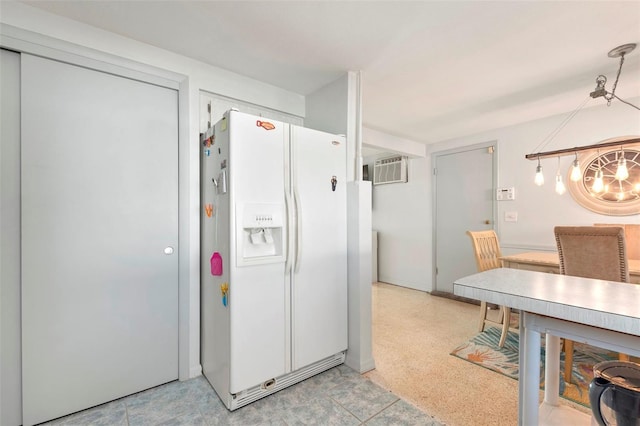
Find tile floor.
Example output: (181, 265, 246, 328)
(41, 364, 443, 425)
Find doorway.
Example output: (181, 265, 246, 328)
(433, 143, 496, 294)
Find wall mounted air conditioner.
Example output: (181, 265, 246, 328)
(373, 156, 408, 185)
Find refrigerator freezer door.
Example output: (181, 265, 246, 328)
(290, 126, 348, 370)
(227, 111, 288, 393)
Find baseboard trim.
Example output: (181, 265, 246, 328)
(189, 364, 202, 379)
(345, 354, 376, 374)
(430, 291, 480, 306)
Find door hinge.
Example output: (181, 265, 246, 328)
(433, 168, 437, 175)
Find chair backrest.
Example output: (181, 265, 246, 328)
(554, 226, 629, 283)
(594, 223, 640, 260)
(467, 230, 503, 272)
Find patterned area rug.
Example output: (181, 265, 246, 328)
(450, 327, 617, 407)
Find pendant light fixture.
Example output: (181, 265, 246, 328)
(555, 157, 566, 195)
(526, 43, 639, 196)
(592, 154, 605, 193)
(570, 152, 581, 182)
(534, 156, 544, 186)
(592, 170, 605, 193)
(614, 148, 629, 181)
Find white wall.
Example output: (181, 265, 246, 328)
(305, 75, 349, 134)
(306, 73, 374, 373)
(371, 97, 640, 291)
(0, 1, 306, 385)
(363, 127, 430, 291)
(366, 155, 431, 291)
(363, 127, 426, 158)
(306, 74, 359, 181)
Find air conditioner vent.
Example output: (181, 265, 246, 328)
(373, 156, 408, 185)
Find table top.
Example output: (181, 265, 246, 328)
(500, 251, 640, 274)
(453, 268, 640, 336)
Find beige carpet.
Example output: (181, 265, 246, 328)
(364, 282, 590, 426)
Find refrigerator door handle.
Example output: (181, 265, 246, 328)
(294, 187, 302, 273)
(285, 189, 294, 274)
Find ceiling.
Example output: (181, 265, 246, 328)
(20, 1, 640, 147)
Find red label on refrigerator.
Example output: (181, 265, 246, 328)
(256, 120, 275, 131)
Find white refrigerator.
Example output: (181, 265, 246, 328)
(200, 110, 347, 410)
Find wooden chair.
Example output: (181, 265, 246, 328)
(554, 226, 630, 383)
(594, 223, 640, 260)
(466, 230, 517, 347)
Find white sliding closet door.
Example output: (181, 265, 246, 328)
(21, 54, 179, 426)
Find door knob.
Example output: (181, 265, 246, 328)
(164, 247, 174, 255)
(484, 220, 491, 225)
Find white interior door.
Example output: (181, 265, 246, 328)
(434, 144, 495, 293)
(21, 54, 179, 426)
(291, 126, 347, 370)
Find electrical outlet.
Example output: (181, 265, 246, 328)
(505, 211, 518, 222)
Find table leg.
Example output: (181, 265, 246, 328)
(544, 334, 561, 406)
(520, 312, 541, 425)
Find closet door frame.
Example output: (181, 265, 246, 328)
(1, 47, 23, 426)
(0, 25, 193, 425)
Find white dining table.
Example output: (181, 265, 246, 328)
(454, 267, 640, 425)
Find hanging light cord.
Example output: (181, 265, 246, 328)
(602, 53, 640, 110)
(531, 96, 591, 154)
(604, 53, 625, 105)
(530, 44, 638, 159)
(613, 94, 640, 111)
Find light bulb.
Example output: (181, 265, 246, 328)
(535, 164, 544, 186)
(592, 169, 604, 193)
(555, 173, 566, 195)
(617, 191, 625, 201)
(615, 156, 629, 181)
(570, 158, 581, 182)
